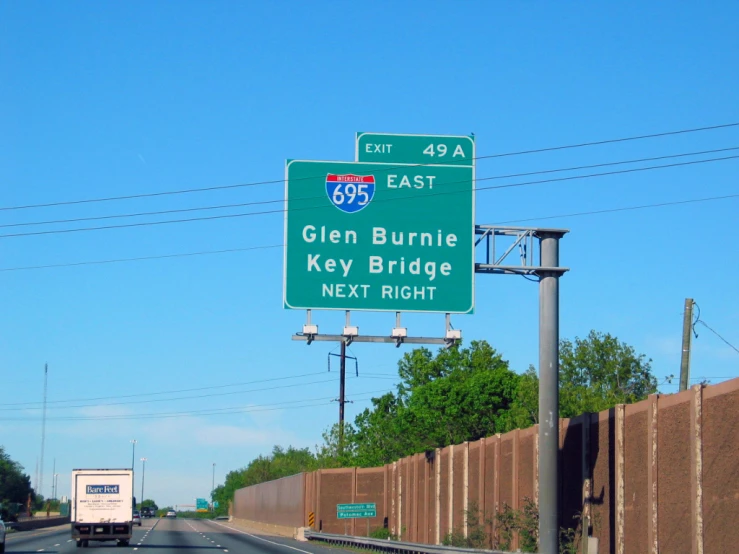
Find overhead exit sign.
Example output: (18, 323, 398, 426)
(284, 159, 474, 314)
(356, 132, 474, 166)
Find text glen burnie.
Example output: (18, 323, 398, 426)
(302, 225, 459, 289)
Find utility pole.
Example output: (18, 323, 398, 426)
(338, 340, 347, 453)
(39, 364, 48, 499)
(680, 298, 694, 391)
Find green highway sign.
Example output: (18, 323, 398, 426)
(337, 503, 377, 519)
(284, 160, 474, 313)
(356, 132, 474, 166)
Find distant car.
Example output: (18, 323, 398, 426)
(140, 507, 152, 518)
(132, 510, 142, 526)
(0, 518, 6, 554)
(166, 510, 176, 518)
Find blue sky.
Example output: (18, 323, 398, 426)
(1, 2, 737, 509)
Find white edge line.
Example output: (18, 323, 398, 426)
(209, 520, 313, 554)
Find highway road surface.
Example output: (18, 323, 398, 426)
(4, 518, 348, 554)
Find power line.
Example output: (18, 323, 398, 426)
(495, 193, 739, 225)
(0, 244, 282, 272)
(0, 389, 391, 422)
(4, 146, 737, 230)
(2, 154, 737, 240)
(0, 377, 340, 411)
(0, 370, 327, 407)
(476, 121, 739, 160)
(695, 320, 739, 355)
(4, 374, 401, 412)
(2, 121, 737, 213)
(1, 191, 737, 273)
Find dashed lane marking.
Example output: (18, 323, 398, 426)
(54, 544, 61, 546)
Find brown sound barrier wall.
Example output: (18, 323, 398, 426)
(233, 378, 739, 553)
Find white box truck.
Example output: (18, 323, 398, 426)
(71, 469, 134, 548)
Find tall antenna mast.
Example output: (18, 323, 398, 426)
(39, 363, 48, 498)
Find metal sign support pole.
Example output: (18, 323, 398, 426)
(537, 232, 564, 554)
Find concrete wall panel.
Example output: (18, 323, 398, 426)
(356, 468, 385, 536)
(624, 402, 649, 554)
(317, 469, 353, 534)
(499, 434, 514, 510)
(591, 410, 615, 553)
(559, 418, 583, 534)
(702, 380, 739, 554)
(657, 391, 692, 554)
(439, 447, 450, 540)
(518, 428, 535, 506)
(468, 440, 481, 514)
(233, 473, 305, 528)
(452, 444, 465, 532)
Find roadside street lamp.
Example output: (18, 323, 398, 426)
(140, 458, 147, 507)
(53, 473, 59, 501)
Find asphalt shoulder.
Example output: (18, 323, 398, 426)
(202, 520, 359, 554)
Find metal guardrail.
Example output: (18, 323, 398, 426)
(304, 530, 525, 554)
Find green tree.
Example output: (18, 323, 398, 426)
(211, 445, 318, 516)
(0, 446, 34, 507)
(510, 365, 539, 427)
(137, 499, 158, 510)
(520, 331, 659, 418)
(558, 330, 658, 417)
(314, 423, 358, 468)
(348, 341, 525, 466)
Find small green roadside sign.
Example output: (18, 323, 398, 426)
(284, 160, 474, 313)
(356, 132, 474, 166)
(337, 503, 377, 519)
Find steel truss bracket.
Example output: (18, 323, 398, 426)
(474, 225, 570, 277)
